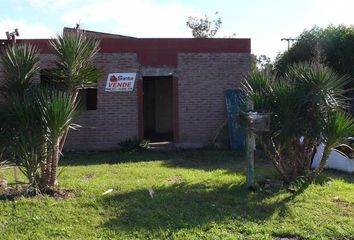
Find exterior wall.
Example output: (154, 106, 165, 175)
(65, 53, 139, 151)
(177, 53, 250, 147)
(0, 38, 250, 151)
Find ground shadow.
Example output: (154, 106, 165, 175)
(321, 169, 354, 184)
(60, 149, 275, 177)
(96, 182, 301, 235)
(60, 151, 172, 166)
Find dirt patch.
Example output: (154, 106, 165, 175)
(166, 175, 183, 184)
(333, 197, 354, 208)
(275, 234, 304, 240)
(82, 173, 96, 180)
(0, 186, 76, 201)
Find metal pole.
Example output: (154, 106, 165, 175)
(11, 31, 19, 188)
(246, 130, 255, 188)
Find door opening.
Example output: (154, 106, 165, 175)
(143, 76, 173, 142)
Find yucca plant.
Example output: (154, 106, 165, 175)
(242, 62, 354, 180)
(36, 88, 78, 187)
(0, 43, 40, 99)
(0, 42, 81, 192)
(0, 91, 46, 190)
(43, 32, 101, 155)
(44, 32, 101, 93)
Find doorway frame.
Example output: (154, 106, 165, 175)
(137, 74, 179, 143)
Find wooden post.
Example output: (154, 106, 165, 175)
(246, 130, 255, 188)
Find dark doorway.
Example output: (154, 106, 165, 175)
(143, 76, 173, 142)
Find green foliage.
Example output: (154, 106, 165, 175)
(118, 138, 150, 152)
(251, 54, 272, 72)
(242, 62, 353, 180)
(0, 150, 353, 239)
(186, 12, 222, 38)
(44, 32, 102, 91)
(0, 86, 78, 190)
(0, 91, 45, 188)
(0, 42, 81, 191)
(275, 25, 354, 88)
(0, 43, 39, 99)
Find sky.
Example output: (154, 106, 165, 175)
(1, 0, 353, 60)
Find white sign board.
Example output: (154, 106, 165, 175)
(105, 73, 136, 92)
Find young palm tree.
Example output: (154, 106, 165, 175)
(0, 43, 43, 191)
(35, 88, 78, 187)
(0, 44, 40, 99)
(39, 32, 101, 187)
(45, 32, 101, 94)
(242, 62, 354, 180)
(0, 42, 80, 191)
(0, 91, 46, 190)
(43, 32, 101, 154)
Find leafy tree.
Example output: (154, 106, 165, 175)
(251, 54, 272, 72)
(242, 62, 354, 181)
(274, 25, 354, 86)
(186, 12, 222, 38)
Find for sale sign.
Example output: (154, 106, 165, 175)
(105, 73, 136, 92)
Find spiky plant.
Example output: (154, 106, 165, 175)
(241, 62, 353, 180)
(36, 88, 78, 187)
(44, 32, 101, 93)
(0, 44, 40, 99)
(42, 32, 101, 156)
(0, 89, 46, 190)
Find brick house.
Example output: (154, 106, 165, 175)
(0, 28, 250, 151)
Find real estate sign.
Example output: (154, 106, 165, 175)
(105, 73, 136, 92)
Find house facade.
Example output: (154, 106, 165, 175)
(0, 29, 250, 151)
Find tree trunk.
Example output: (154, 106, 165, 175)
(49, 139, 60, 188)
(312, 144, 332, 178)
(59, 90, 79, 153)
(262, 141, 288, 181)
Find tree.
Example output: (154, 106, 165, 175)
(186, 12, 222, 38)
(251, 54, 272, 72)
(0, 32, 100, 192)
(241, 62, 354, 181)
(0, 44, 78, 192)
(0, 44, 39, 99)
(274, 25, 354, 85)
(43, 32, 101, 187)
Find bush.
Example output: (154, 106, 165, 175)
(118, 138, 150, 152)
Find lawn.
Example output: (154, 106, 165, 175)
(0, 150, 353, 240)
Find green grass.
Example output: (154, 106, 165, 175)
(0, 150, 353, 240)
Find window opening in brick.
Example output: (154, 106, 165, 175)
(78, 88, 98, 111)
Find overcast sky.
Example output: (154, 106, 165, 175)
(1, 0, 353, 60)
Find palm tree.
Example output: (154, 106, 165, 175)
(41, 31, 101, 187)
(45, 32, 101, 95)
(242, 62, 354, 180)
(37, 88, 78, 187)
(0, 44, 40, 99)
(0, 43, 43, 191)
(0, 91, 46, 190)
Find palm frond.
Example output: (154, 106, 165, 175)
(46, 32, 102, 91)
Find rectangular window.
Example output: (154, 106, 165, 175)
(78, 88, 98, 111)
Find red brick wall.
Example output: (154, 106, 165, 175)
(177, 53, 250, 147)
(0, 40, 250, 151)
(65, 53, 139, 151)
